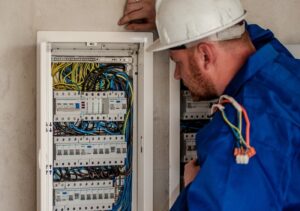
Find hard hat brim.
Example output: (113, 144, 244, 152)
(147, 11, 247, 52)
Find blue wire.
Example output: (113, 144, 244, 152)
(69, 124, 95, 135)
(77, 67, 133, 210)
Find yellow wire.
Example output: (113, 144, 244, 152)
(122, 110, 131, 134)
(220, 109, 247, 146)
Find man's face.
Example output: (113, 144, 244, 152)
(170, 49, 218, 100)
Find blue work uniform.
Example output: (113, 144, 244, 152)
(171, 24, 300, 211)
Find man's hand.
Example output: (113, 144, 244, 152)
(118, 0, 156, 31)
(184, 159, 200, 187)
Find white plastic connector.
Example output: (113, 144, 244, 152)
(235, 155, 249, 165)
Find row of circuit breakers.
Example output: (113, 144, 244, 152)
(54, 91, 127, 168)
(51, 48, 135, 211)
(180, 90, 215, 186)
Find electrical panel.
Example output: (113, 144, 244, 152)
(37, 32, 153, 211)
(179, 89, 215, 188)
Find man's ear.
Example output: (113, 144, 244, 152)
(193, 42, 216, 71)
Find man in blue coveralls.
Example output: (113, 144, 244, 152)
(119, 0, 300, 210)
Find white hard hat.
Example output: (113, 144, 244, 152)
(147, 0, 247, 52)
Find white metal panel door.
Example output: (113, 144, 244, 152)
(37, 41, 53, 211)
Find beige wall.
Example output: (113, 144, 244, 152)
(242, 0, 300, 44)
(0, 0, 299, 211)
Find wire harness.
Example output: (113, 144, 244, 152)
(211, 95, 256, 165)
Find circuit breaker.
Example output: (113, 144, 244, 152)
(37, 32, 153, 211)
(180, 90, 214, 120)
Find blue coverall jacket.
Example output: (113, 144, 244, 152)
(171, 24, 300, 211)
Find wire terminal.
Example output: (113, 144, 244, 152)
(234, 147, 256, 165)
(236, 154, 249, 164)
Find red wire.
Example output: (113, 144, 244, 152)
(241, 106, 250, 146)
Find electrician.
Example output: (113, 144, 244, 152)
(119, 0, 300, 210)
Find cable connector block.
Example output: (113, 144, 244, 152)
(234, 147, 256, 164)
(235, 154, 249, 164)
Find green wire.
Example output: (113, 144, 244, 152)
(219, 109, 247, 147)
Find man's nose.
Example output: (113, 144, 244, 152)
(174, 65, 181, 80)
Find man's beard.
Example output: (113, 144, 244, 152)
(187, 58, 218, 101)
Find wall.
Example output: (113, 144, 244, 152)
(0, 0, 299, 211)
(242, 0, 300, 44)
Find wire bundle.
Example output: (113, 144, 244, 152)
(211, 95, 256, 164)
(53, 166, 126, 181)
(52, 63, 103, 90)
(53, 121, 122, 136)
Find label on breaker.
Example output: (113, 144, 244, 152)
(103, 98, 127, 114)
(55, 100, 81, 114)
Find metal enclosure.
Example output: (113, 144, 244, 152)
(37, 32, 153, 211)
